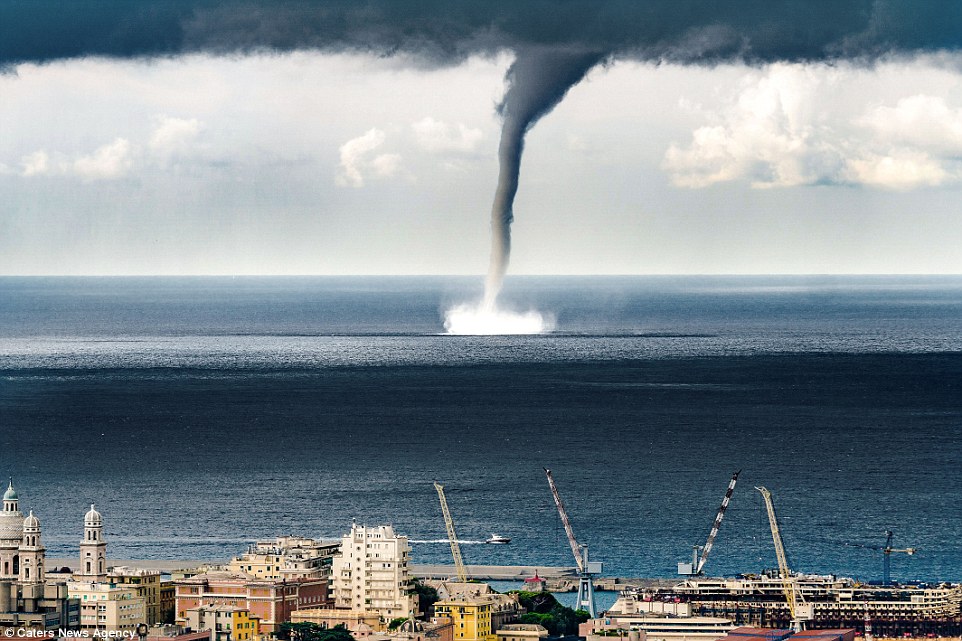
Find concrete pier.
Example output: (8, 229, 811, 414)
(411, 564, 576, 580)
(408, 566, 681, 593)
(47, 559, 680, 592)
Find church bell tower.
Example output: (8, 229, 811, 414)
(79, 504, 107, 580)
(19, 510, 45, 583)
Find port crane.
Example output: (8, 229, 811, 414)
(544, 468, 601, 618)
(849, 530, 917, 585)
(679, 470, 740, 576)
(755, 486, 812, 631)
(880, 531, 917, 585)
(434, 481, 468, 583)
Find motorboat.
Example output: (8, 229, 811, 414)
(486, 533, 511, 544)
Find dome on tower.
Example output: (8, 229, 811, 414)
(0, 480, 24, 545)
(0, 514, 23, 543)
(84, 504, 102, 526)
(23, 510, 40, 530)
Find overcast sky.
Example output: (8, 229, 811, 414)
(3, 49, 962, 274)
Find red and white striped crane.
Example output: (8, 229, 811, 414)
(679, 470, 740, 576)
(544, 467, 600, 618)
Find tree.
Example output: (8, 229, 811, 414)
(388, 618, 410, 631)
(512, 591, 590, 636)
(277, 623, 355, 641)
(410, 578, 438, 616)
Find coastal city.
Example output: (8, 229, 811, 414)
(0, 480, 959, 641)
(3, 3, 962, 641)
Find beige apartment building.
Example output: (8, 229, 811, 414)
(109, 566, 166, 624)
(331, 523, 418, 622)
(228, 536, 339, 580)
(68, 580, 147, 632)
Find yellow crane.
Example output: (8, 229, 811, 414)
(756, 486, 811, 631)
(434, 481, 468, 583)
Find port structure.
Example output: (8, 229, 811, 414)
(544, 468, 601, 618)
(755, 486, 812, 632)
(848, 530, 917, 585)
(434, 481, 468, 583)
(879, 531, 917, 585)
(679, 470, 740, 576)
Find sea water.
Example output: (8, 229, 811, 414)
(0, 275, 960, 581)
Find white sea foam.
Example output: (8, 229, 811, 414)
(443, 302, 555, 335)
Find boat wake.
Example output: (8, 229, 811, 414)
(410, 538, 487, 544)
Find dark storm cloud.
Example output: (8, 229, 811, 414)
(7, 0, 962, 303)
(3, 0, 962, 66)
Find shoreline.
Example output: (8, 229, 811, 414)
(45, 560, 677, 590)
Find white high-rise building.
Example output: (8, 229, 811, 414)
(331, 523, 417, 621)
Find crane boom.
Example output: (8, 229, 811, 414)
(544, 468, 598, 617)
(696, 470, 740, 574)
(755, 486, 800, 623)
(881, 530, 917, 584)
(544, 467, 585, 573)
(434, 481, 468, 583)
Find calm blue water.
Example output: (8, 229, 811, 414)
(0, 276, 960, 582)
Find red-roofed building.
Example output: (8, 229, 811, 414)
(174, 571, 329, 634)
(522, 573, 546, 593)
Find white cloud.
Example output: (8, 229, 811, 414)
(73, 138, 133, 180)
(20, 138, 133, 180)
(336, 128, 403, 187)
(371, 153, 402, 177)
(411, 117, 483, 153)
(149, 115, 203, 155)
(15, 114, 204, 181)
(566, 134, 589, 153)
(664, 64, 841, 189)
(845, 150, 948, 189)
(664, 64, 962, 190)
(20, 150, 51, 176)
(857, 95, 962, 153)
(19, 149, 72, 177)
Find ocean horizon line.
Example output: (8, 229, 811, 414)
(2, 273, 962, 279)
